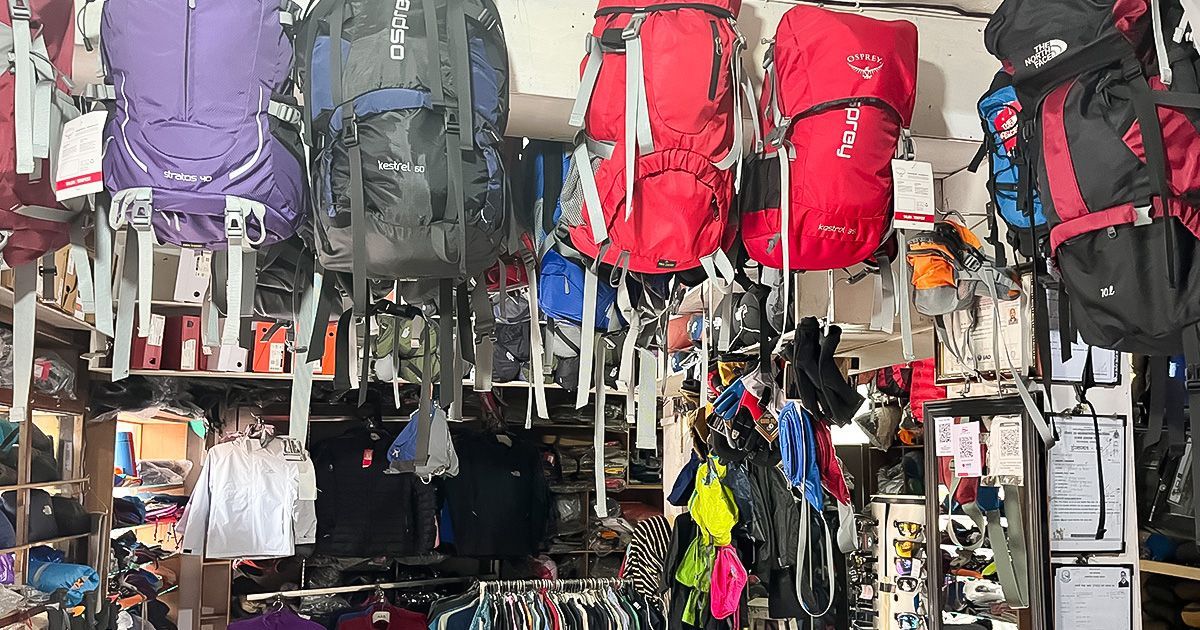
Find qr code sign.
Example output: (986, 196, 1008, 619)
(957, 434, 975, 459)
(999, 426, 1021, 459)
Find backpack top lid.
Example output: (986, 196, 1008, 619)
(594, 0, 741, 18)
(772, 5, 918, 127)
(984, 0, 1148, 103)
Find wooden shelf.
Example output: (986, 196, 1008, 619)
(0, 531, 91, 554)
(0, 478, 88, 493)
(0, 285, 96, 334)
(114, 482, 184, 496)
(0, 604, 47, 626)
(1140, 559, 1200, 581)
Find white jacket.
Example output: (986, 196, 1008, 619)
(179, 435, 316, 559)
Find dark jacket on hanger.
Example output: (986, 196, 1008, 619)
(747, 449, 799, 574)
(313, 427, 437, 557)
(440, 432, 549, 557)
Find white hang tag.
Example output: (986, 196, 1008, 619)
(891, 159, 936, 231)
(174, 249, 212, 303)
(269, 342, 286, 373)
(371, 611, 391, 626)
(54, 110, 107, 201)
(934, 416, 955, 457)
(951, 421, 983, 478)
(215, 344, 248, 372)
(181, 339, 197, 371)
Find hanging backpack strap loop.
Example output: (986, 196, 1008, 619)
(622, 13, 651, 222)
(93, 197, 115, 337)
(470, 277, 494, 392)
(592, 334, 610, 518)
(10, 263, 37, 424)
(570, 34, 604, 128)
(572, 142, 609, 245)
(9, 0, 34, 175)
(439, 279, 457, 410)
(523, 250, 549, 419)
(288, 269, 323, 445)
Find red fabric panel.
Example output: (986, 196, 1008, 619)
(1040, 81, 1090, 222)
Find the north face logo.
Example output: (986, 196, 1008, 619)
(847, 53, 884, 79)
(1024, 39, 1068, 68)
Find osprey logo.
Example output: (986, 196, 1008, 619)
(1024, 39, 1068, 69)
(836, 105, 861, 159)
(847, 53, 884, 79)
(389, 0, 412, 61)
(1101, 284, 1115, 298)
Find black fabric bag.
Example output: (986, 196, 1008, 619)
(3, 490, 59, 542)
(50, 496, 90, 537)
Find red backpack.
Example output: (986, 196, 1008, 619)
(0, 0, 95, 420)
(743, 6, 917, 273)
(564, 0, 753, 277)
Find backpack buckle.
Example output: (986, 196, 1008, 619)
(343, 117, 359, 147)
(129, 198, 152, 228)
(622, 14, 645, 40)
(224, 206, 245, 239)
(7, 0, 30, 21)
(765, 119, 791, 148)
(1186, 362, 1200, 392)
(444, 112, 461, 136)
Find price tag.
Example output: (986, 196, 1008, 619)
(361, 449, 374, 468)
(146, 314, 166, 347)
(934, 416, 955, 457)
(54, 111, 107, 201)
(269, 342, 286, 373)
(891, 160, 936, 231)
(951, 421, 982, 478)
(181, 339, 197, 371)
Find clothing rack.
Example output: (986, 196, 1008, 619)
(244, 576, 475, 602)
(479, 577, 624, 593)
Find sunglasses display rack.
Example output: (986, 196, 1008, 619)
(849, 495, 929, 630)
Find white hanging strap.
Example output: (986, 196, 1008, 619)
(592, 336, 609, 518)
(112, 227, 139, 381)
(741, 70, 763, 155)
(635, 348, 657, 450)
(92, 200, 115, 337)
(201, 283, 219, 349)
(128, 190, 155, 338)
(9, 0, 34, 175)
(32, 80, 52, 161)
(622, 14, 649, 222)
(1153, 0, 1175, 86)
(713, 36, 744, 176)
(288, 270, 322, 445)
(774, 145, 793, 357)
(10, 263, 37, 425)
(523, 255, 549, 419)
(700, 287, 711, 410)
(897, 231, 916, 361)
(572, 143, 609, 246)
(221, 197, 266, 347)
(575, 260, 601, 409)
(569, 35, 604, 128)
(67, 222, 94, 316)
(870, 253, 896, 334)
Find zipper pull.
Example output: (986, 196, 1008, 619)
(563, 277, 570, 294)
(188, 0, 195, 8)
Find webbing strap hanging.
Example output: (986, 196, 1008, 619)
(93, 200, 115, 337)
(572, 144, 609, 246)
(1146, 357, 1169, 450)
(129, 192, 154, 339)
(986, 487, 1030, 607)
(471, 279, 495, 391)
(288, 270, 322, 444)
(10, 0, 34, 175)
(774, 145, 792, 358)
(575, 259, 602, 409)
(897, 232, 916, 361)
(11, 263, 37, 425)
(1182, 325, 1200, 542)
(622, 14, 649, 223)
(946, 474, 986, 551)
(439, 280, 457, 409)
(523, 254, 549, 419)
(980, 273, 1056, 447)
(67, 222, 94, 316)
(794, 498, 835, 617)
(870, 253, 896, 333)
(1152, 0, 1175, 86)
(592, 336, 609, 518)
(569, 35, 604, 128)
(416, 324, 435, 466)
(713, 35, 744, 180)
(635, 348, 657, 450)
(222, 197, 262, 346)
(112, 233, 139, 381)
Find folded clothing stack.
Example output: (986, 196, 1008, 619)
(113, 496, 147, 528)
(143, 494, 188, 524)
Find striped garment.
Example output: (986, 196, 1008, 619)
(621, 515, 673, 601)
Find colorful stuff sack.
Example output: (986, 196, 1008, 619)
(565, 0, 753, 275)
(744, 5, 918, 273)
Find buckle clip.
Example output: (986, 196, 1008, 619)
(130, 200, 153, 228)
(622, 14, 645, 40)
(343, 117, 359, 147)
(8, 0, 31, 21)
(224, 207, 245, 240)
(444, 112, 461, 136)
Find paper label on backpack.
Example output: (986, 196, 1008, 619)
(181, 339, 197, 371)
(54, 111, 107, 201)
(174, 249, 212, 303)
(215, 345, 248, 372)
(269, 342, 286, 372)
(951, 421, 982, 478)
(934, 416, 955, 457)
(891, 160, 936, 231)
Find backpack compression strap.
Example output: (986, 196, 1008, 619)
(109, 188, 156, 380)
(592, 334, 609, 518)
(9, 263, 37, 431)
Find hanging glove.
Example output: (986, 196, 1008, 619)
(737, 368, 773, 421)
(713, 378, 747, 420)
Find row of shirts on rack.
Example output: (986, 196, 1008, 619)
(179, 423, 550, 560)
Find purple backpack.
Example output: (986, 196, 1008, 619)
(101, 0, 306, 378)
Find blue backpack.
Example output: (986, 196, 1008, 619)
(972, 70, 1047, 264)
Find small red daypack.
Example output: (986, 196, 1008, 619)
(742, 5, 918, 272)
(564, 0, 753, 276)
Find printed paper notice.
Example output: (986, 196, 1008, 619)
(985, 415, 1025, 486)
(934, 416, 955, 457)
(1054, 566, 1133, 630)
(1048, 415, 1127, 553)
(891, 160, 936, 231)
(951, 421, 982, 478)
(54, 111, 108, 201)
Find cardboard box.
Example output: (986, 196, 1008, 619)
(130, 314, 166, 370)
(162, 315, 203, 371)
(318, 321, 338, 375)
(251, 321, 289, 374)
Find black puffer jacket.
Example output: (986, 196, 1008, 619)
(313, 427, 437, 557)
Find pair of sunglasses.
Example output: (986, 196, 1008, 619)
(897, 576, 923, 593)
(895, 612, 926, 630)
